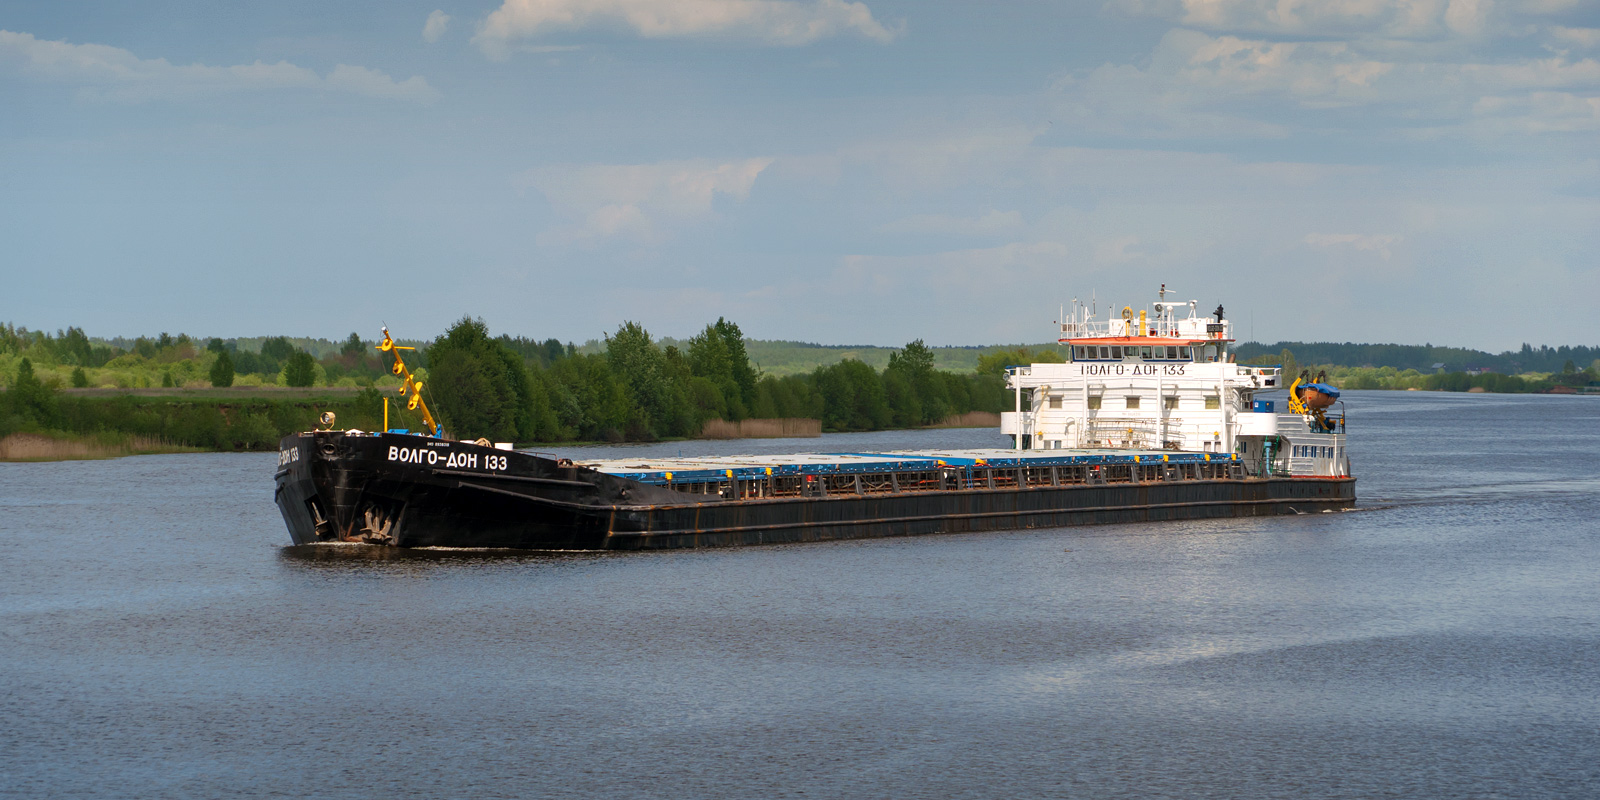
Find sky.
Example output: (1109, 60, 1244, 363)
(2, 0, 1598, 351)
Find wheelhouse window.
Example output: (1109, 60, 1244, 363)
(1165, 346, 1178, 359)
(1179, 346, 1192, 360)
(1111, 346, 1122, 358)
(1140, 346, 1153, 358)
(1099, 346, 1110, 359)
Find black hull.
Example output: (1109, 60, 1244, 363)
(275, 432, 1357, 551)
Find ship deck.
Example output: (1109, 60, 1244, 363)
(582, 448, 1234, 485)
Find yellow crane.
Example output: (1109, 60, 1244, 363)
(378, 327, 442, 438)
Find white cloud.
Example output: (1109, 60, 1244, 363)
(781, 127, 1045, 191)
(473, 0, 898, 59)
(1472, 91, 1600, 132)
(1156, 29, 1397, 104)
(1094, 235, 1147, 265)
(1054, 26, 1600, 138)
(521, 157, 773, 243)
(1305, 232, 1402, 258)
(1109, 0, 1542, 38)
(1549, 26, 1600, 49)
(0, 29, 438, 103)
(785, 127, 1364, 204)
(423, 10, 452, 43)
(833, 241, 1072, 300)
(878, 210, 1025, 236)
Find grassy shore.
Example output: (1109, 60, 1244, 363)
(1, 385, 1007, 461)
(0, 389, 390, 462)
(59, 386, 366, 399)
(0, 432, 202, 461)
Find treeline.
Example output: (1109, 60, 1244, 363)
(1244, 348, 1598, 393)
(1328, 366, 1591, 392)
(2, 317, 1027, 447)
(1235, 340, 1600, 375)
(421, 317, 1014, 442)
(0, 359, 392, 449)
(0, 323, 419, 390)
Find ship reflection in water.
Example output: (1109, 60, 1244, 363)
(4, 392, 1600, 799)
(277, 543, 605, 564)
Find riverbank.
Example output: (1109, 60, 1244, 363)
(0, 391, 385, 461)
(58, 386, 366, 399)
(1, 401, 1003, 462)
(0, 432, 200, 461)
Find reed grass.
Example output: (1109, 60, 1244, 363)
(927, 411, 1001, 428)
(0, 432, 194, 462)
(699, 418, 822, 439)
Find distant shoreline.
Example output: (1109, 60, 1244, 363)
(1, 410, 1004, 463)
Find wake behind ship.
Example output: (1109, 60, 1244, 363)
(275, 289, 1354, 550)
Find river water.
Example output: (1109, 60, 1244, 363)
(3, 391, 1597, 799)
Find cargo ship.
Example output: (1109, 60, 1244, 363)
(274, 289, 1354, 550)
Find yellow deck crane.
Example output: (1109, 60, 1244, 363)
(378, 327, 443, 438)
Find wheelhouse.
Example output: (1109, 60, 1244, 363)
(1068, 338, 1232, 363)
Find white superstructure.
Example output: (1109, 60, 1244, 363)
(1001, 286, 1349, 478)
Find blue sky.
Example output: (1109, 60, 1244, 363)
(3, 0, 1598, 350)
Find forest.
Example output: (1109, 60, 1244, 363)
(1233, 340, 1600, 376)
(0, 319, 1023, 447)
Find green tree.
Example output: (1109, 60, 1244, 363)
(976, 347, 1064, 376)
(541, 338, 567, 366)
(1275, 349, 1301, 383)
(355, 386, 385, 426)
(886, 339, 950, 425)
(888, 339, 935, 376)
(881, 368, 921, 428)
(283, 352, 317, 387)
(70, 367, 89, 388)
(686, 376, 728, 423)
(341, 332, 365, 357)
(7, 358, 56, 425)
(260, 337, 295, 363)
(206, 337, 227, 355)
(546, 353, 631, 441)
(210, 349, 235, 388)
(60, 327, 93, 366)
(814, 359, 890, 431)
(426, 316, 555, 442)
(687, 318, 757, 419)
(607, 321, 679, 438)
